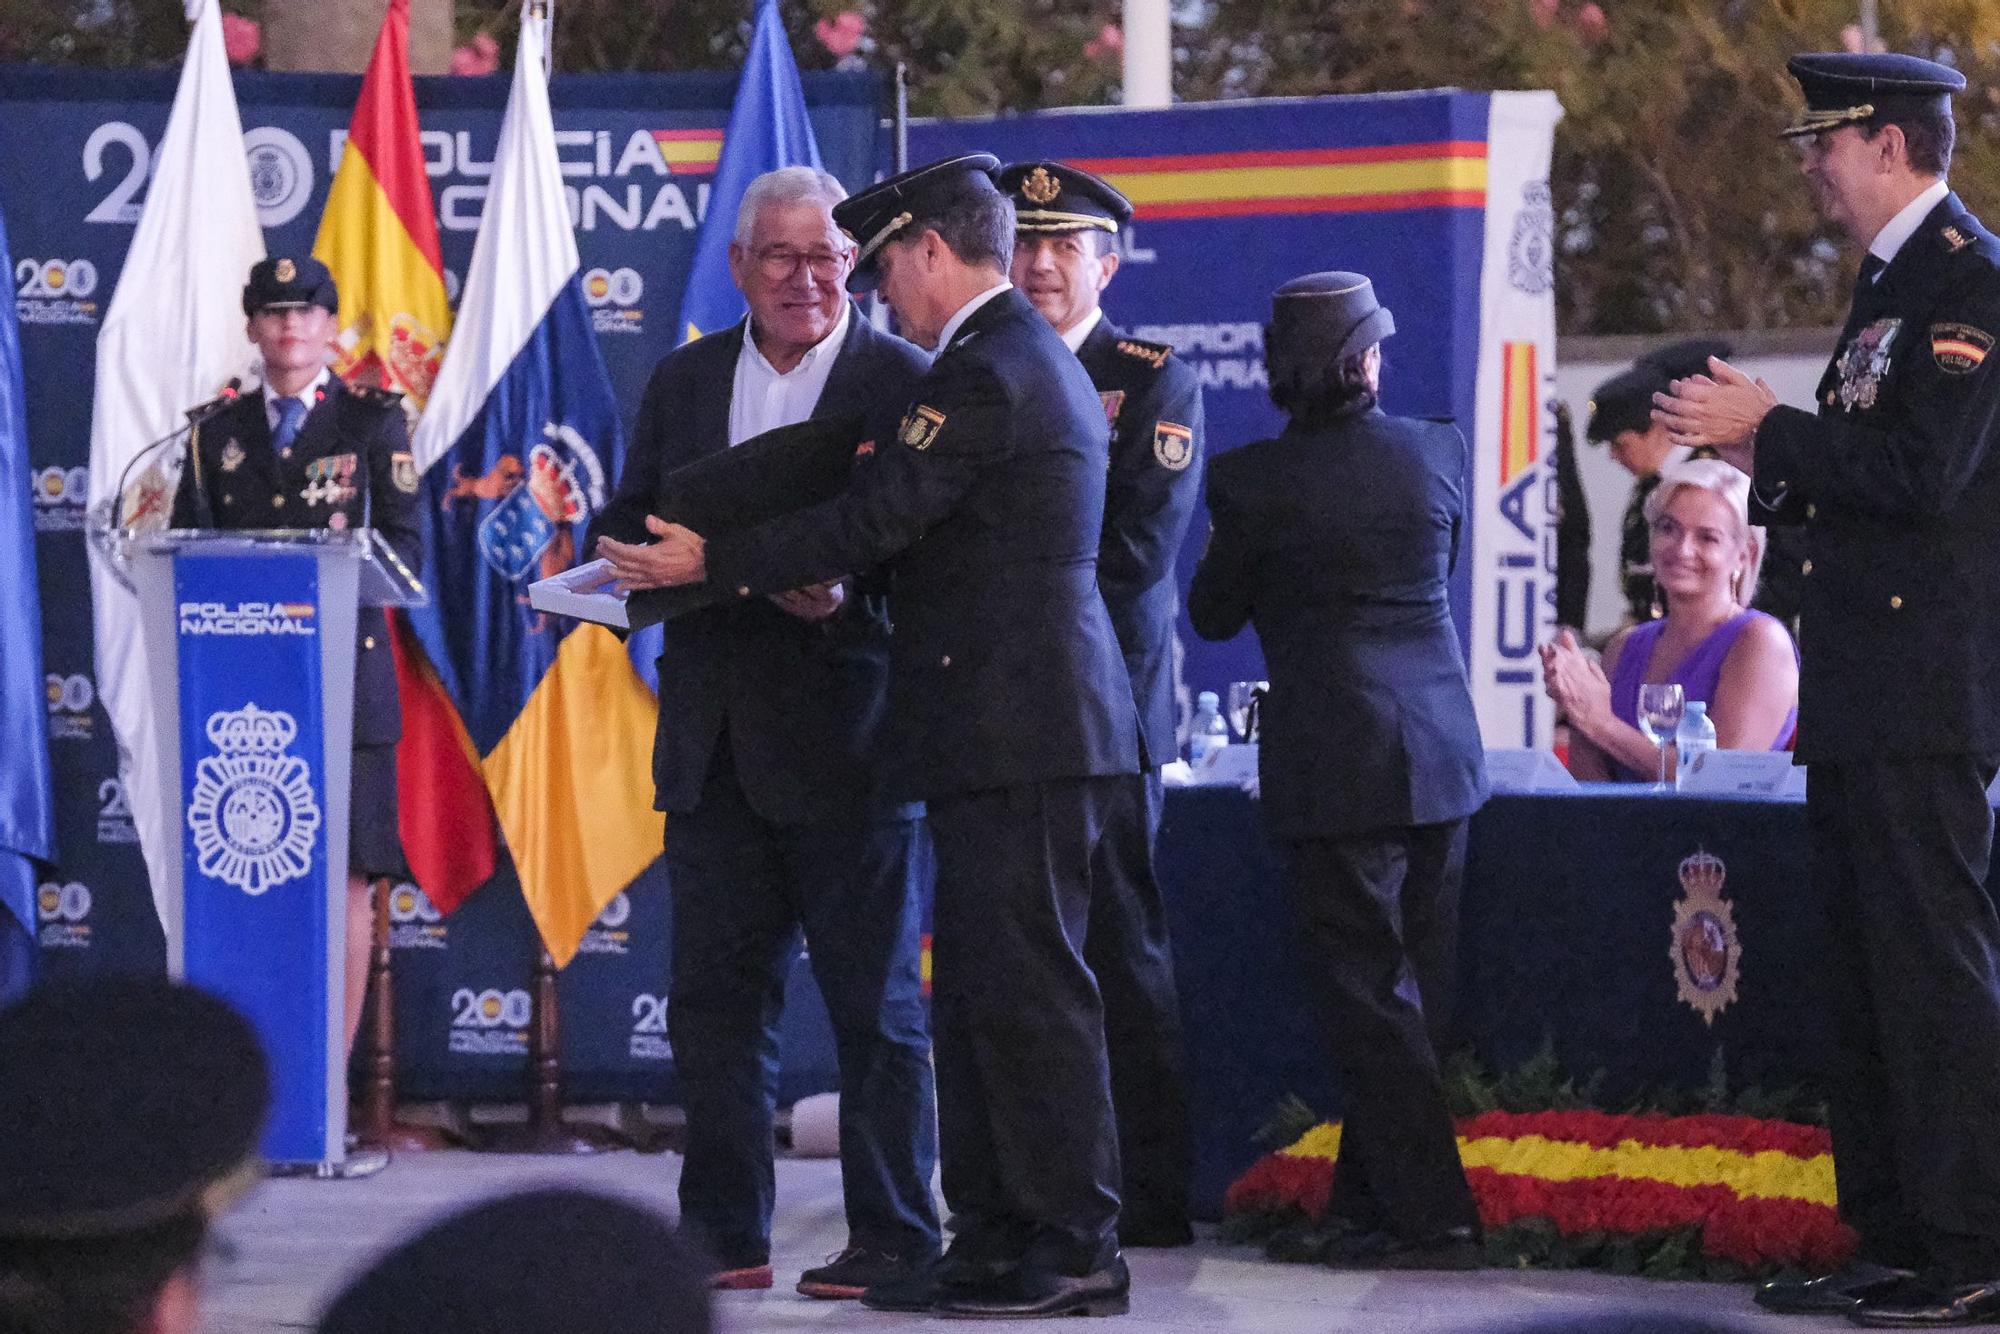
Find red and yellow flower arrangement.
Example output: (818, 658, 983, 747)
(1224, 1109, 1854, 1277)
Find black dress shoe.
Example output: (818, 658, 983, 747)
(1755, 1262, 1917, 1314)
(1849, 1279, 2000, 1327)
(1321, 1224, 1482, 1271)
(797, 1246, 932, 1299)
(934, 1255, 1131, 1319)
(858, 1244, 1016, 1313)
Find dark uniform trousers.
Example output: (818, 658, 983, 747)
(663, 732, 936, 1267)
(1749, 192, 2000, 1278)
(1075, 318, 1203, 1233)
(1285, 822, 1477, 1238)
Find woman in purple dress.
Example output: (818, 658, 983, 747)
(1541, 458, 1798, 781)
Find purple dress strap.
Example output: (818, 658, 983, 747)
(1606, 610, 1799, 781)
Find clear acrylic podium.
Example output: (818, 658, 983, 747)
(121, 527, 424, 1174)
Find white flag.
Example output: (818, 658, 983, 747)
(85, 0, 264, 944)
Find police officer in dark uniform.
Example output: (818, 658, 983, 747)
(170, 255, 419, 1070)
(0, 976, 269, 1334)
(999, 158, 1201, 1248)
(1658, 53, 2000, 1325)
(1190, 271, 1487, 1269)
(639, 154, 1143, 1319)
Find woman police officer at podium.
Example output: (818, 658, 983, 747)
(169, 254, 421, 1072)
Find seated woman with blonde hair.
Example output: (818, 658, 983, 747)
(1541, 457, 1798, 781)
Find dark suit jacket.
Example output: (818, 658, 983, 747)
(1753, 192, 2000, 763)
(1189, 408, 1488, 840)
(1078, 318, 1204, 769)
(170, 379, 418, 748)
(587, 308, 928, 823)
(706, 287, 1143, 800)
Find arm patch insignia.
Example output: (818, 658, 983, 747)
(392, 451, 419, 493)
(899, 404, 947, 451)
(1932, 322, 1993, 374)
(1154, 421, 1194, 471)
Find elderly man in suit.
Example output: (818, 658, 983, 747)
(589, 166, 938, 1301)
(639, 153, 1144, 1320)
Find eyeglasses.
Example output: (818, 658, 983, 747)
(753, 246, 850, 281)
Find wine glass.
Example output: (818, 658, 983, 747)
(1635, 683, 1685, 791)
(1227, 680, 1267, 742)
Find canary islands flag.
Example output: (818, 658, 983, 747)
(676, 0, 824, 344)
(408, 3, 661, 966)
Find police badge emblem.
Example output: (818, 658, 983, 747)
(219, 440, 246, 473)
(899, 405, 947, 451)
(1836, 318, 1900, 411)
(1669, 849, 1741, 1026)
(392, 451, 419, 494)
(185, 703, 323, 897)
(274, 258, 296, 283)
(1021, 166, 1061, 205)
(1153, 421, 1194, 471)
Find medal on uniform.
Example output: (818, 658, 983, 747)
(219, 440, 245, 473)
(1835, 318, 1900, 411)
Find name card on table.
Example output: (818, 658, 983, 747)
(1483, 748, 1579, 795)
(1678, 749, 1806, 797)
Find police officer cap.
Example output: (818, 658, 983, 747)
(242, 254, 339, 317)
(996, 161, 1133, 236)
(0, 976, 269, 1240)
(1586, 337, 1735, 443)
(1782, 51, 1966, 138)
(317, 1189, 711, 1334)
(1267, 270, 1396, 371)
(830, 152, 1004, 293)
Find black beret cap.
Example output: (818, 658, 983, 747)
(1268, 270, 1396, 367)
(0, 976, 269, 1240)
(1782, 51, 1965, 138)
(996, 161, 1133, 235)
(830, 152, 1003, 293)
(1586, 337, 1735, 443)
(317, 1189, 711, 1334)
(243, 254, 339, 317)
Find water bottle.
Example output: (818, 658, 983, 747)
(1189, 691, 1228, 765)
(1675, 700, 1717, 787)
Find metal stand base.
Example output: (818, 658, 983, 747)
(268, 1146, 392, 1180)
(471, 1121, 608, 1155)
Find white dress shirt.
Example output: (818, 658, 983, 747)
(933, 282, 1013, 355)
(1059, 306, 1103, 354)
(1867, 178, 1950, 276)
(728, 304, 851, 447)
(264, 366, 332, 432)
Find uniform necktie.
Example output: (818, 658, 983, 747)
(1851, 254, 1887, 309)
(272, 395, 307, 453)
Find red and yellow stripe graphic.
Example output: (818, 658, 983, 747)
(1499, 340, 1539, 485)
(652, 128, 725, 176)
(1068, 141, 1487, 221)
(313, 0, 452, 409)
(1227, 1110, 1854, 1273)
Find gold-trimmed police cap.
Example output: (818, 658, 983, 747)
(996, 161, 1133, 235)
(830, 152, 1003, 293)
(243, 253, 339, 317)
(1782, 51, 1965, 138)
(0, 976, 269, 1240)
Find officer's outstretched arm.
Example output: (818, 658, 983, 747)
(1188, 466, 1253, 642)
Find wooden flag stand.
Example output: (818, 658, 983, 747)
(357, 877, 446, 1151)
(472, 941, 606, 1154)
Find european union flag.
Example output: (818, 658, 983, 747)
(675, 0, 825, 344)
(0, 201, 56, 999)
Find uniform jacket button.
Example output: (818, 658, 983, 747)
(1801, 560, 1812, 575)
(363, 635, 376, 650)
(271, 494, 285, 508)
(221, 494, 234, 506)
(1889, 595, 1903, 610)
(940, 654, 951, 667)
(279, 448, 292, 460)
(1805, 503, 1816, 519)
(736, 585, 751, 597)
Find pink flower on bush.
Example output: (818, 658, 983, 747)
(1084, 22, 1123, 61)
(221, 13, 260, 65)
(813, 11, 867, 59)
(451, 32, 500, 76)
(1573, 3, 1607, 41)
(1528, 0, 1559, 29)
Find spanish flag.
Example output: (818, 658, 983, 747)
(313, 0, 497, 914)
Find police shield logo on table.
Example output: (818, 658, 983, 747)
(1670, 849, 1741, 1027)
(185, 703, 323, 897)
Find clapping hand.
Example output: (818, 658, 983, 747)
(596, 514, 707, 591)
(1650, 356, 1777, 475)
(768, 580, 845, 621)
(1539, 628, 1611, 733)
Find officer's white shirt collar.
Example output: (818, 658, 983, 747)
(1867, 178, 1950, 276)
(728, 303, 851, 447)
(934, 281, 1013, 354)
(1059, 306, 1104, 354)
(263, 366, 332, 431)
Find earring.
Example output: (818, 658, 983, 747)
(1650, 588, 1664, 620)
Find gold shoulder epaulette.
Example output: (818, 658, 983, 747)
(1116, 338, 1170, 370)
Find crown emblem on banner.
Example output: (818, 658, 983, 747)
(206, 702, 298, 755)
(1669, 847, 1740, 1027)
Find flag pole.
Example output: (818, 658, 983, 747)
(893, 60, 908, 173)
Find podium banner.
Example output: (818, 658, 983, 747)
(173, 550, 337, 1163)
